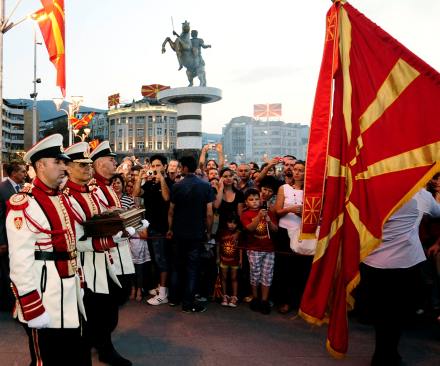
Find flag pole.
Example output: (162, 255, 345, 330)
(0, 0, 4, 179)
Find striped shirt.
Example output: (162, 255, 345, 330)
(120, 193, 135, 209)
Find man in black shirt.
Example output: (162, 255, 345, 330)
(133, 154, 173, 305)
(167, 156, 214, 312)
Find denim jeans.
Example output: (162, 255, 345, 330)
(169, 237, 202, 308)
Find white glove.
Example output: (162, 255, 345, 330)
(126, 226, 136, 237)
(112, 231, 124, 242)
(80, 288, 84, 298)
(208, 238, 216, 245)
(28, 311, 50, 329)
(141, 219, 150, 229)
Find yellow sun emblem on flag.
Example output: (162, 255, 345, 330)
(223, 239, 236, 256)
(256, 221, 266, 236)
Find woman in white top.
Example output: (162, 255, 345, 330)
(273, 160, 313, 314)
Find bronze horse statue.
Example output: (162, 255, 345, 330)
(161, 21, 209, 87)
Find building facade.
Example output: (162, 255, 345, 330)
(2, 100, 26, 162)
(222, 116, 309, 163)
(108, 99, 177, 158)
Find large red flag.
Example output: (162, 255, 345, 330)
(299, 0, 440, 357)
(32, 1, 65, 96)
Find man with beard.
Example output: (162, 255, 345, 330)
(63, 142, 133, 366)
(7, 134, 88, 366)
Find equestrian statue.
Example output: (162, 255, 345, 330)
(161, 20, 211, 87)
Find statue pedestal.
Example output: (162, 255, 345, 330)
(158, 87, 222, 152)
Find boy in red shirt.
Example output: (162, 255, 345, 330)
(240, 188, 278, 314)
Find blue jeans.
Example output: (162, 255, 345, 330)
(149, 229, 169, 273)
(169, 237, 202, 308)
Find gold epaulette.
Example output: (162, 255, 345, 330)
(8, 192, 30, 211)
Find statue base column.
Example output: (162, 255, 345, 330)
(158, 87, 222, 155)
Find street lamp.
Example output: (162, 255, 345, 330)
(30, 25, 42, 145)
(73, 127, 91, 142)
(52, 96, 83, 145)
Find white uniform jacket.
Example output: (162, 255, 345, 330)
(92, 174, 135, 276)
(63, 180, 121, 294)
(7, 179, 86, 328)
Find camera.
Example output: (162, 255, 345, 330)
(146, 170, 157, 176)
(210, 143, 216, 149)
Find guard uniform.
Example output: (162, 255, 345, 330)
(73, 143, 131, 365)
(7, 134, 87, 366)
(90, 141, 135, 306)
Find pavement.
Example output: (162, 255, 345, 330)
(1, 300, 440, 366)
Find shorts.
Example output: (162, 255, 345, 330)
(220, 261, 240, 270)
(247, 250, 275, 287)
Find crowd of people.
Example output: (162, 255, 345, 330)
(0, 138, 440, 366)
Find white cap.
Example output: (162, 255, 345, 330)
(64, 142, 93, 163)
(23, 134, 70, 164)
(89, 141, 117, 162)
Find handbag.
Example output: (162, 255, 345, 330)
(287, 226, 319, 256)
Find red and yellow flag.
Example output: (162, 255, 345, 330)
(299, 0, 440, 357)
(108, 93, 120, 108)
(70, 112, 95, 129)
(253, 103, 282, 118)
(141, 84, 170, 98)
(32, 1, 65, 96)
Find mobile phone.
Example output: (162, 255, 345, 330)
(261, 201, 267, 210)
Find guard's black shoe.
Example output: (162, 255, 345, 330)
(98, 348, 132, 366)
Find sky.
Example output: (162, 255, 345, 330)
(4, 0, 440, 133)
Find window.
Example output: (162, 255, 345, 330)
(163, 116, 167, 122)
(136, 128, 144, 137)
(157, 127, 162, 135)
(120, 117, 126, 124)
(157, 142, 162, 150)
(148, 142, 153, 149)
(156, 116, 162, 123)
(137, 141, 144, 149)
(127, 117, 133, 124)
(148, 116, 153, 123)
(118, 143, 122, 150)
(136, 116, 145, 124)
(148, 128, 153, 135)
(117, 129, 122, 138)
(128, 129, 133, 136)
(110, 119, 115, 126)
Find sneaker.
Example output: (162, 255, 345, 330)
(260, 300, 271, 315)
(147, 295, 168, 306)
(249, 298, 261, 312)
(148, 287, 159, 296)
(182, 303, 207, 313)
(221, 295, 230, 307)
(229, 296, 238, 308)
